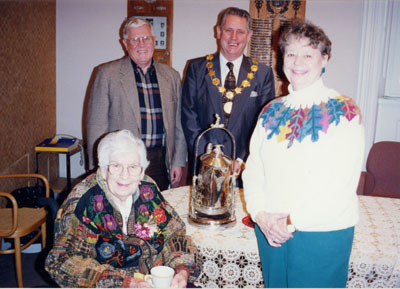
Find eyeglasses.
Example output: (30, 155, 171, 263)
(108, 163, 143, 176)
(126, 36, 153, 45)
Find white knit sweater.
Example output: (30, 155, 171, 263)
(242, 79, 365, 231)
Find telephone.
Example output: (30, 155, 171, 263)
(48, 134, 78, 145)
(49, 134, 84, 166)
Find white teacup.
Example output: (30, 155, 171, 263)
(145, 265, 174, 288)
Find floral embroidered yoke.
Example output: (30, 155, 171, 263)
(45, 170, 201, 288)
(260, 84, 362, 148)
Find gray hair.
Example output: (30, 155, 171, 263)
(219, 7, 251, 32)
(97, 129, 150, 170)
(122, 16, 155, 39)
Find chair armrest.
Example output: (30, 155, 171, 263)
(0, 192, 18, 236)
(357, 172, 366, 195)
(357, 171, 375, 195)
(0, 173, 50, 198)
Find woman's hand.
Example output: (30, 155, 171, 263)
(129, 277, 152, 288)
(170, 265, 189, 288)
(255, 211, 293, 247)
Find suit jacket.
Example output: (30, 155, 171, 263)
(86, 56, 187, 171)
(181, 53, 275, 172)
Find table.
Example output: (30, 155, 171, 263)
(162, 186, 400, 288)
(35, 144, 82, 193)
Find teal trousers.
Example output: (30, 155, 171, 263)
(255, 225, 354, 288)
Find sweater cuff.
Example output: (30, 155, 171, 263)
(250, 208, 264, 223)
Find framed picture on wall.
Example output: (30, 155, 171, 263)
(139, 16, 167, 50)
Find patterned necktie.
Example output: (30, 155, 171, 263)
(224, 62, 236, 90)
(223, 62, 236, 126)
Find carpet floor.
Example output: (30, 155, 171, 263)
(0, 248, 58, 288)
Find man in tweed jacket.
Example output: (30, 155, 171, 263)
(86, 17, 186, 191)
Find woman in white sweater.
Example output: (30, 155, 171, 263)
(242, 20, 365, 287)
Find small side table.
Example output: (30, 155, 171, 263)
(35, 145, 82, 193)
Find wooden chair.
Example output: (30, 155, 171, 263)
(357, 141, 400, 198)
(0, 173, 49, 288)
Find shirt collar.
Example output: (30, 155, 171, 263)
(219, 54, 243, 74)
(130, 58, 155, 75)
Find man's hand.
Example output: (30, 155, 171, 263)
(170, 166, 183, 186)
(231, 160, 244, 178)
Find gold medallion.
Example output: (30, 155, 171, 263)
(235, 87, 243, 94)
(212, 78, 220, 86)
(205, 54, 259, 116)
(224, 101, 233, 114)
(225, 90, 235, 100)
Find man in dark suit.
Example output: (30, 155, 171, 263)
(182, 7, 275, 178)
(86, 17, 186, 191)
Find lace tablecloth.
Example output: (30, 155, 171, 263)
(162, 187, 400, 288)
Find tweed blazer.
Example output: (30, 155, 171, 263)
(86, 56, 186, 170)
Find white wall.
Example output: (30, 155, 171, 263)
(56, 0, 127, 177)
(375, 98, 400, 142)
(56, 0, 364, 177)
(172, 0, 248, 76)
(306, 0, 363, 98)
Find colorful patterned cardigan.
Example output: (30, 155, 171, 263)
(45, 170, 201, 287)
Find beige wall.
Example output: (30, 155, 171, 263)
(0, 0, 56, 190)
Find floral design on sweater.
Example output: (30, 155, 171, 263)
(74, 181, 172, 268)
(260, 95, 361, 148)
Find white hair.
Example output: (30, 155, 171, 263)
(97, 129, 150, 170)
(122, 17, 155, 39)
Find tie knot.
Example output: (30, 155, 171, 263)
(227, 62, 234, 71)
(224, 62, 236, 91)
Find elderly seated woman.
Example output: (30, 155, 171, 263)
(45, 129, 201, 288)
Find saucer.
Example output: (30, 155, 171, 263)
(242, 215, 255, 228)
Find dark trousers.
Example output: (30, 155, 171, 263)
(145, 146, 169, 191)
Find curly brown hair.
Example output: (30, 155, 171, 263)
(279, 20, 332, 60)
